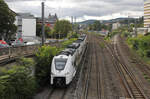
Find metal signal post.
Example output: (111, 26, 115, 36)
(41, 2, 45, 46)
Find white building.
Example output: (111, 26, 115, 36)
(112, 22, 121, 30)
(133, 27, 150, 36)
(15, 13, 36, 40)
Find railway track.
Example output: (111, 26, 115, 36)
(45, 88, 68, 99)
(95, 37, 105, 99)
(36, 36, 89, 99)
(74, 37, 90, 99)
(82, 34, 93, 99)
(97, 36, 148, 99)
(117, 35, 150, 78)
(80, 34, 104, 99)
(113, 39, 148, 99)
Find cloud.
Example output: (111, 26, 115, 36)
(4, 0, 144, 21)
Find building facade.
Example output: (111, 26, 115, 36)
(112, 22, 121, 30)
(14, 13, 36, 39)
(36, 13, 58, 29)
(144, 0, 150, 27)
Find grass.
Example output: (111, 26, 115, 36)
(99, 42, 105, 49)
(143, 73, 150, 83)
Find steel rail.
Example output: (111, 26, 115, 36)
(83, 34, 93, 99)
(98, 36, 148, 99)
(73, 38, 89, 99)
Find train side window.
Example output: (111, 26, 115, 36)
(78, 44, 80, 48)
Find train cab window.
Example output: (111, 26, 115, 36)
(77, 44, 80, 48)
(55, 59, 67, 70)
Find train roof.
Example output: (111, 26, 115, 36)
(58, 49, 75, 56)
(75, 39, 83, 43)
(81, 34, 86, 38)
(67, 43, 80, 49)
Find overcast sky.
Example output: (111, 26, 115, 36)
(4, 0, 144, 22)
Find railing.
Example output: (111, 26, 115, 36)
(0, 42, 61, 63)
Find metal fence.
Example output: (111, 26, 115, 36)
(0, 42, 61, 63)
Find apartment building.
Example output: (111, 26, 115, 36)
(14, 13, 36, 39)
(144, 0, 150, 27)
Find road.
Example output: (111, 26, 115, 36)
(34, 34, 150, 99)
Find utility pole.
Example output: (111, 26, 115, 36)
(135, 18, 137, 37)
(128, 15, 130, 32)
(75, 16, 77, 33)
(41, 2, 45, 46)
(71, 16, 74, 32)
(75, 16, 76, 24)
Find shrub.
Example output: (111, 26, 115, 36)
(0, 65, 37, 99)
(127, 35, 150, 59)
(35, 45, 58, 87)
(144, 50, 150, 58)
(127, 37, 139, 50)
(71, 33, 79, 38)
(122, 31, 131, 37)
(17, 57, 35, 68)
(61, 38, 77, 48)
(67, 32, 79, 39)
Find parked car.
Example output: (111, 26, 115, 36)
(0, 40, 9, 48)
(8, 39, 15, 45)
(0, 44, 9, 48)
(48, 39, 57, 43)
(11, 39, 25, 47)
(25, 42, 36, 46)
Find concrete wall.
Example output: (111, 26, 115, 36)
(22, 19, 36, 37)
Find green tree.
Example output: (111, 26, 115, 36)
(93, 21, 101, 31)
(36, 24, 51, 38)
(45, 26, 51, 38)
(88, 24, 93, 30)
(0, 0, 17, 41)
(88, 21, 103, 31)
(53, 20, 72, 38)
(36, 24, 42, 37)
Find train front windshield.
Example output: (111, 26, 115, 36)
(55, 59, 67, 70)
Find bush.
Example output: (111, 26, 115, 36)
(35, 45, 58, 87)
(17, 57, 35, 67)
(127, 35, 150, 58)
(107, 31, 119, 38)
(127, 37, 139, 50)
(0, 65, 37, 99)
(122, 31, 131, 37)
(70, 33, 79, 38)
(61, 38, 77, 48)
(144, 50, 150, 58)
(67, 32, 79, 39)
